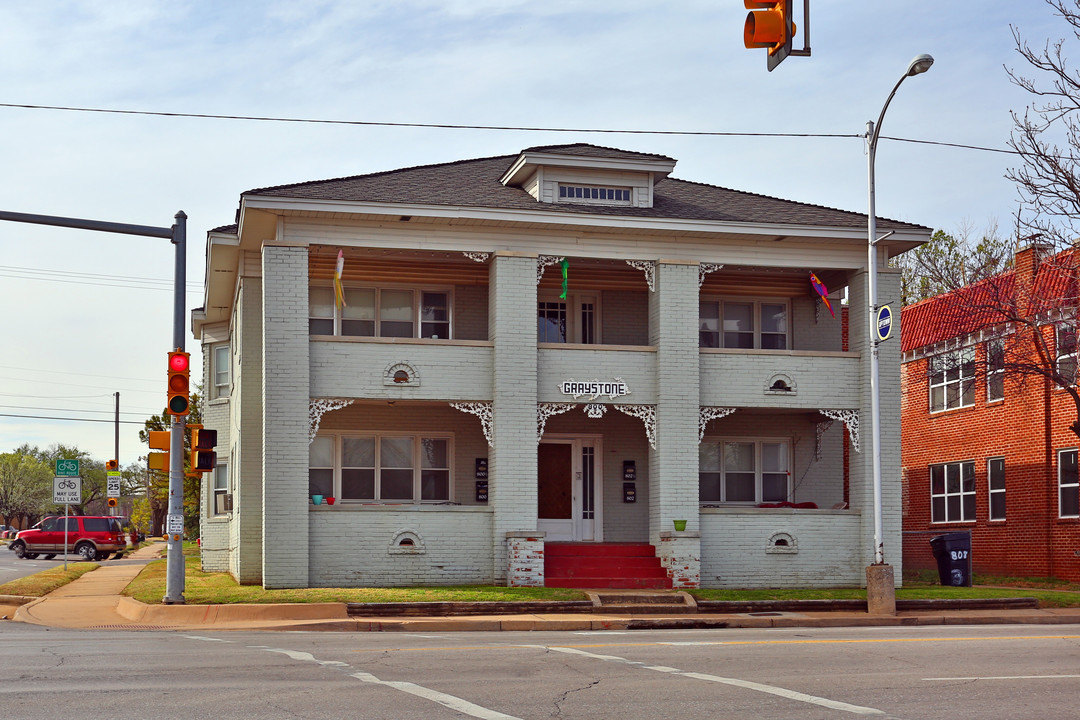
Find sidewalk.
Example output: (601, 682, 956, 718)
(7, 544, 1080, 632)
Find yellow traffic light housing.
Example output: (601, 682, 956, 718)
(191, 427, 218, 473)
(105, 459, 118, 471)
(148, 453, 169, 472)
(107, 497, 118, 508)
(744, 0, 807, 71)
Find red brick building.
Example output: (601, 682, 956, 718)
(900, 244, 1080, 581)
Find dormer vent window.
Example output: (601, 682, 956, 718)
(558, 184, 632, 205)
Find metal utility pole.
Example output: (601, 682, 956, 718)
(0, 208, 188, 603)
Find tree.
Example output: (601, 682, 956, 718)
(0, 450, 51, 527)
(895, 222, 1013, 306)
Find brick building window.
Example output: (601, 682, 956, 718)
(930, 460, 975, 523)
(929, 348, 975, 412)
(1059, 449, 1079, 518)
(987, 457, 1005, 521)
(1057, 323, 1077, 386)
(986, 339, 1004, 402)
(309, 434, 451, 503)
(699, 438, 791, 504)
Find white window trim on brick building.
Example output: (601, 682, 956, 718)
(986, 338, 1004, 403)
(211, 343, 230, 400)
(930, 459, 976, 523)
(929, 348, 975, 413)
(1057, 322, 1078, 387)
(309, 433, 453, 504)
(1059, 448, 1079, 519)
(309, 285, 453, 340)
(212, 462, 229, 516)
(699, 437, 792, 505)
(987, 456, 1005, 521)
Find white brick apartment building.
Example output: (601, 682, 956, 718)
(191, 144, 929, 590)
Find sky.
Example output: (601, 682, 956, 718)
(0, 0, 1066, 467)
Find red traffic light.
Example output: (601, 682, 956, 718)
(166, 350, 191, 417)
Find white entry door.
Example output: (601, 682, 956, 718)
(537, 438, 602, 542)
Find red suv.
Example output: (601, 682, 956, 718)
(8, 516, 126, 561)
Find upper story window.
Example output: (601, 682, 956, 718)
(212, 462, 229, 516)
(212, 344, 230, 400)
(538, 293, 598, 344)
(699, 299, 788, 350)
(558, 184, 632, 205)
(988, 457, 1005, 521)
(930, 460, 975, 523)
(309, 434, 451, 503)
(986, 339, 1004, 403)
(310, 286, 451, 339)
(699, 438, 791, 504)
(929, 348, 974, 412)
(1057, 322, 1077, 387)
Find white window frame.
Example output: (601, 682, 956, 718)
(211, 462, 229, 516)
(1056, 322, 1077, 387)
(929, 348, 975, 413)
(930, 460, 976, 523)
(211, 343, 230, 400)
(309, 284, 453, 340)
(308, 433, 453, 504)
(537, 292, 600, 344)
(1059, 448, 1079, 519)
(698, 437, 792, 505)
(987, 457, 1005, 521)
(698, 298, 789, 350)
(986, 338, 1004, 403)
(557, 184, 633, 205)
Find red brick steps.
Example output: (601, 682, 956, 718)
(545, 542, 672, 589)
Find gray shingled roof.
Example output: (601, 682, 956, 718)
(242, 143, 928, 231)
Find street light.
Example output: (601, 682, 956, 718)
(866, 54, 933, 598)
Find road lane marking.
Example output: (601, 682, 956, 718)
(250, 644, 523, 720)
(349, 671, 523, 720)
(538, 645, 884, 716)
(925, 674, 1080, 681)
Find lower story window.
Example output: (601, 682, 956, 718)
(699, 438, 790, 504)
(309, 434, 451, 503)
(930, 460, 975, 522)
(1060, 449, 1079, 518)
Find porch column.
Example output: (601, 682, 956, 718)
(489, 252, 539, 585)
(261, 243, 311, 588)
(847, 263, 903, 580)
(648, 260, 701, 569)
(235, 275, 265, 584)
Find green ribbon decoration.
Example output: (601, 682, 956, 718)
(559, 258, 569, 299)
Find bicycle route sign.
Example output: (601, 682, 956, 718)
(53, 475, 82, 505)
(55, 458, 79, 476)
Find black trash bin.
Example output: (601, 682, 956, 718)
(929, 532, 972, 587)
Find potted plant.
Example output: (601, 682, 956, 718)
(326, 497, 336, 505)
(312, 494, 324, 505)
(673, 519, 687, 531)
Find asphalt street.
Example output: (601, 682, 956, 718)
(2, 622, 1079, 719)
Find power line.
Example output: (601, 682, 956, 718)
(0, 412, 148, 425)
(0, 101, 1025, 156)
(0, 364, 161, 386)
(0, 404, 160, 417)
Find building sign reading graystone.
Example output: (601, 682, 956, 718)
(559, 379, 630, 402)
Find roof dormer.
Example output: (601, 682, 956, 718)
(499, 144, 677, 209)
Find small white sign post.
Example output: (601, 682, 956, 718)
(53, 474, 81, 571)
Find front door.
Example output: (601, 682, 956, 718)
(537, 438, 602, 542)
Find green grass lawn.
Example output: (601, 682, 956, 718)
(0, 562, 99, 597)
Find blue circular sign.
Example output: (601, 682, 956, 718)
(876, 305, 893, 342)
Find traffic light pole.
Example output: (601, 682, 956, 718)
(0, 208, 189, 603)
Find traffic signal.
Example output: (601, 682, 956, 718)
(191, 427, 218, 473)
(744, 1, 795, 71)
(166, 350, 190, 416)
(148, 430, 170, 472)
(106, 459, 118, 471)
(107, 498, 118, 508)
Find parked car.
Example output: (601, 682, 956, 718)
(0, 524, 14, 539)
(8, 516, 126, 561)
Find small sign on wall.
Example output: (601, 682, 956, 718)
(623, 460, 636, 481)
(475, 458, 488, 479)
(476, 480, 489, 503)
(623, 482, 636, 503)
